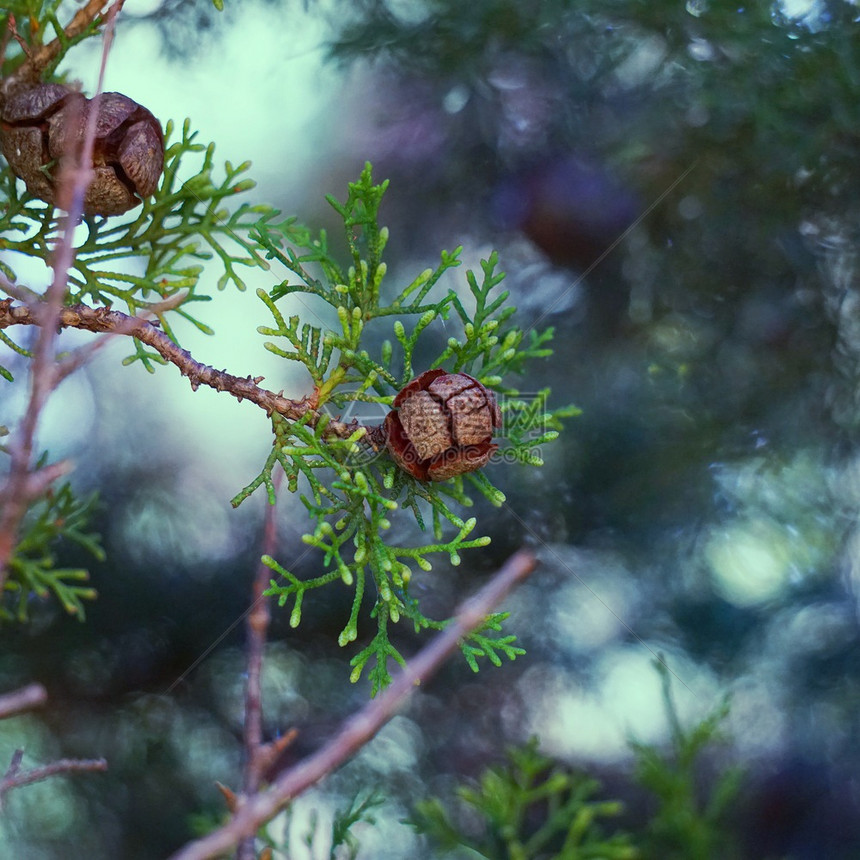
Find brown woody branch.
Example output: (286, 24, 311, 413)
(168, 549, 537, 860)
(0, 298, 376, 441)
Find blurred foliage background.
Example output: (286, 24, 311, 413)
(4, 0, 860, 857)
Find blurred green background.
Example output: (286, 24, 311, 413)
(4, 0, 860, 856)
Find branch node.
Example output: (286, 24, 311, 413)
(256, 728, 299, 777)
(216, 781, 239, 813)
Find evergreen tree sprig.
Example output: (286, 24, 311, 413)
(239, 164, 574, 691)
(1, 477, 102, 622)
(412, 663, 743, 859)
(630, 659, 744, 860)
(412, 736, 639, 859)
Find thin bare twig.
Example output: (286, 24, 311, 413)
(5, 15, 30, 65)
(0, 6, 120, 587)
(0, 459, 73, 507)
(0, 686, 108, 809)
(0, 2, 125, 595)
(0, 683, 47, 720)
(236, 468, 282, 860)
(168, 549, 537, 860)
(0, 750, 107, 808)
(0, 15, 14, 69)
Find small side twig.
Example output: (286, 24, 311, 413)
(168, 548, 537, 860)
(3, 15, 27, 62)
(0, 459, 73, 508)
(0, 684, 107, 809)
(0, 683, 47, 720)
(0, 750, 107, 809)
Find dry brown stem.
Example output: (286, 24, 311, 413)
(168, 549, 537, 860)
(236, 468, 282, 860)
